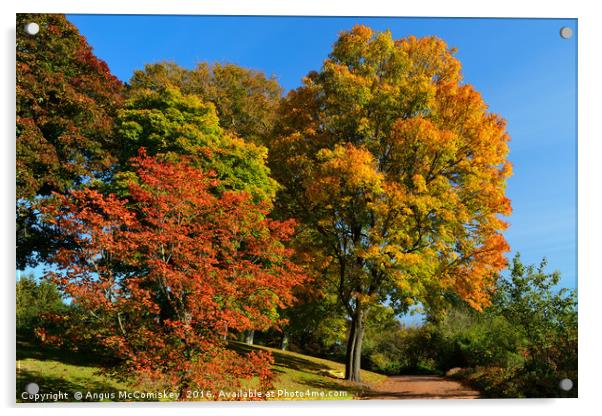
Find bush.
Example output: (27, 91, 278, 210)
(363, 319, 441, 375)
(430, 253, 577, 398)
(430, 309, 525, 370)
(16, 274, 66, 334)
(361, 253, 577, 398)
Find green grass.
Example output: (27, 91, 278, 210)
(229, 342, 386, 400)
(17, 335, 139, 402)
(16, 335, 386, 402)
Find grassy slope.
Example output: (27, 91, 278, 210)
(230, 342, 386, 400)
(17, 335, 134, 402)
(17, 336, 386, 402)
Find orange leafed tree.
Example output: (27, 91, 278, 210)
(269, 25, 512, 381)
(43, 150, 305, 397)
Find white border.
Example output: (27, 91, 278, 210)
(1, 0, 586, 18)
(2, 1, 601, 416)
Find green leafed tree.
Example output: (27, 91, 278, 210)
(422, 253, 577, 397)
(128, 61, 283, 145)
(493, 253, 578, 395)
(114, 85, 278, 203)
(16, 274, 65, 333)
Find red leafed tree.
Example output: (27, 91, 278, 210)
(43, 150, 304, 398)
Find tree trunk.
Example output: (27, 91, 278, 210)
(245, 329, 255, 345)
(280, 331, 289, 351)
(344, 309, 365, 382)
(344, 314, 356, 380)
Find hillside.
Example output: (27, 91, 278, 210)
(17, 335, 386, 402)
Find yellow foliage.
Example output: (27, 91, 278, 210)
(270, 25, 512, 313)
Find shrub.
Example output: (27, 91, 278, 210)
(16, 274, 66, 334)
(431, 253, 577, 398)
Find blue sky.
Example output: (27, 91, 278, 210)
(59, 15, 577, 291)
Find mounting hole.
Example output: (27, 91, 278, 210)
(560, 27, 573, 39)
(559, 378, 573, 391)
(25, 382, 39, 395)
(24, 22, 40, 36)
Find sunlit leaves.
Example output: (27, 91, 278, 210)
(129, 61, 283, 145)
(116, 86, 278, 203)
(43, 152, 304, 395)
(270, 24, 512, 317)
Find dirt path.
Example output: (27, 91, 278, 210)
(362, 375, 481, 400)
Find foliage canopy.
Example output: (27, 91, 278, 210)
(129, 61, 283, 145)
(43, 151, 304, 394)
(270, 25, 512, 381)
(16, 13, 124, 269)
(115, 85, 278, 202)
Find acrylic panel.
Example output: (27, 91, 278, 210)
(16, 14, 577, 402)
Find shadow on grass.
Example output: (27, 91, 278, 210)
(16, 367, 143, 402)
(228, 341, 379, 398)
(16, 332, 146, 403)
(229, 342, 332, 374)
(17, 332, 115, 368)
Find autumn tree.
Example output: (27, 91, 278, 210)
(108, 84, 282, 346)
(128, 61, 283, 145)
(270, 25, 512, 381)
(43, 151, 304, 397)
(17, 13, 124, 269)
(114, 85, 277, 203)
